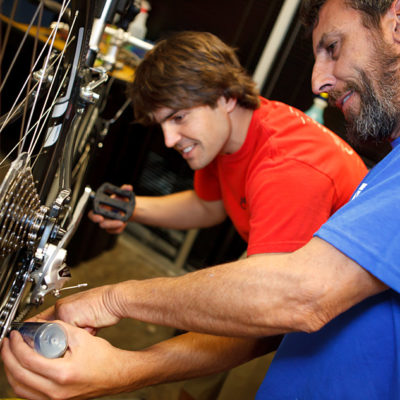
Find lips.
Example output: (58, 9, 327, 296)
(182, 145, 194, 154)
(176, 143, 196, 159)
(335, 90, 353, 110)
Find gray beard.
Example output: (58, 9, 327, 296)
(345, 92, 396, 145)
(343, 70, 398, 145)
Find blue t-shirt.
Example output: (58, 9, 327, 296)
(256, 138, 400, 399)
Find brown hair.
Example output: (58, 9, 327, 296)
(129, 31, 260, 125)
(300, 0, 393, 33)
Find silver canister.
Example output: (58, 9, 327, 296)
(11, 322, 68, 358)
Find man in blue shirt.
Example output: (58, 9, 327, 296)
(2, 0, 400, 399)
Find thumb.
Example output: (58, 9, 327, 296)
(120, 184, 133, 192)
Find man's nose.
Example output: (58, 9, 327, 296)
(311, 59, 336, 95)
(162, 124, 181, 148)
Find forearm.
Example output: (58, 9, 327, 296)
(124, 334, 280, 389)
(108, 238, 387, 337)
(133, 190, 226, 230)
(110, 258, 291, 337)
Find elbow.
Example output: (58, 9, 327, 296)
(284, 271, 342, 334)
(252, 296, 335, 336)
(198, 212, 227, 228)
(293, 299, 336, 334)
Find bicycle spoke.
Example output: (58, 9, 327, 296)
(0, 0, 19, 70)
(0, 5, 69, 135)
(19, 3, 44, 151)
(0, 44, 69, 146)
(0, 2, 44, 94)
(28, 7, 77, 157)
(0, 63, 70, 170)
(22, 0, 71, 153)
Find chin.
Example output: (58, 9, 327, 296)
(188, 158, 212, 170)
(186, 160, 200, 170)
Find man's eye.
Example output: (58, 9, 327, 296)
(173, 114, 184, 122)
(327, 42, 337, 55)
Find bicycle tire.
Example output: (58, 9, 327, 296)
(0, 0, 97, 342)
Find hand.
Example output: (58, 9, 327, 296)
(31, 285, 121, 333)
(1, 321, 137, 400)
(88, 184, 133, 234)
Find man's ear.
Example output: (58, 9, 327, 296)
(391, 0, 400, 42)
(225, 97, 237, 113)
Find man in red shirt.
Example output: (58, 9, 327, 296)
(87, 30, 367, 399)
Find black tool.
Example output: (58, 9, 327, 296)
(92, 182, 136, 222)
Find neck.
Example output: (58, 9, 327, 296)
(225, 105, 254, 154)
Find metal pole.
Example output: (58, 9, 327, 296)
(252, 0, 302, 91)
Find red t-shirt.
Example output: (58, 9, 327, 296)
(194, 98, 368, 255)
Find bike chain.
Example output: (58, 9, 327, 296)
(0, 254, 34, 340)
(0, 155, 47, 340)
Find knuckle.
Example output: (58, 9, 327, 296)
(54, 368, 75, 386)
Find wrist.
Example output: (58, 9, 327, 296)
(111, 348, 158, 392)
(122, 347, 168, 389)
(105, 281, 136, 320)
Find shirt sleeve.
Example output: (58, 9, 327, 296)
(315, 165, 400, 293)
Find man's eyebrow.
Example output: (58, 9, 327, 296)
(159, 110, 177, 124)
(315, 33, 329, 53)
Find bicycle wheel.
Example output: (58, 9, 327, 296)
(0, 0, 97, 343)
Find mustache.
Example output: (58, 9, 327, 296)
(327, 85, 358, 108)
(327, 92, 340, 108)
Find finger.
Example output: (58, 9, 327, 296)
(120, 184, 133, 191)
(90, 211, 126, 233)
(4, 363, 46, 400)
(55, 320, 99, 344)
(7, 326, 76, 383)
(51, 318, 96, 336)
(4, 367, 46, 400)
(111, 184, 133, 202)
(84, 326, 98, 335)
(2, 334, 54, 399)
(99, 219, 125, 230)
(105, 226, 125, 235)
(88, 210, 105, 223)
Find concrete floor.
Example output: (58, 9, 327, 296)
(0, 233, 270, 400)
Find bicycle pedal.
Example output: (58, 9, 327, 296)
(92, 182, 135, 222)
